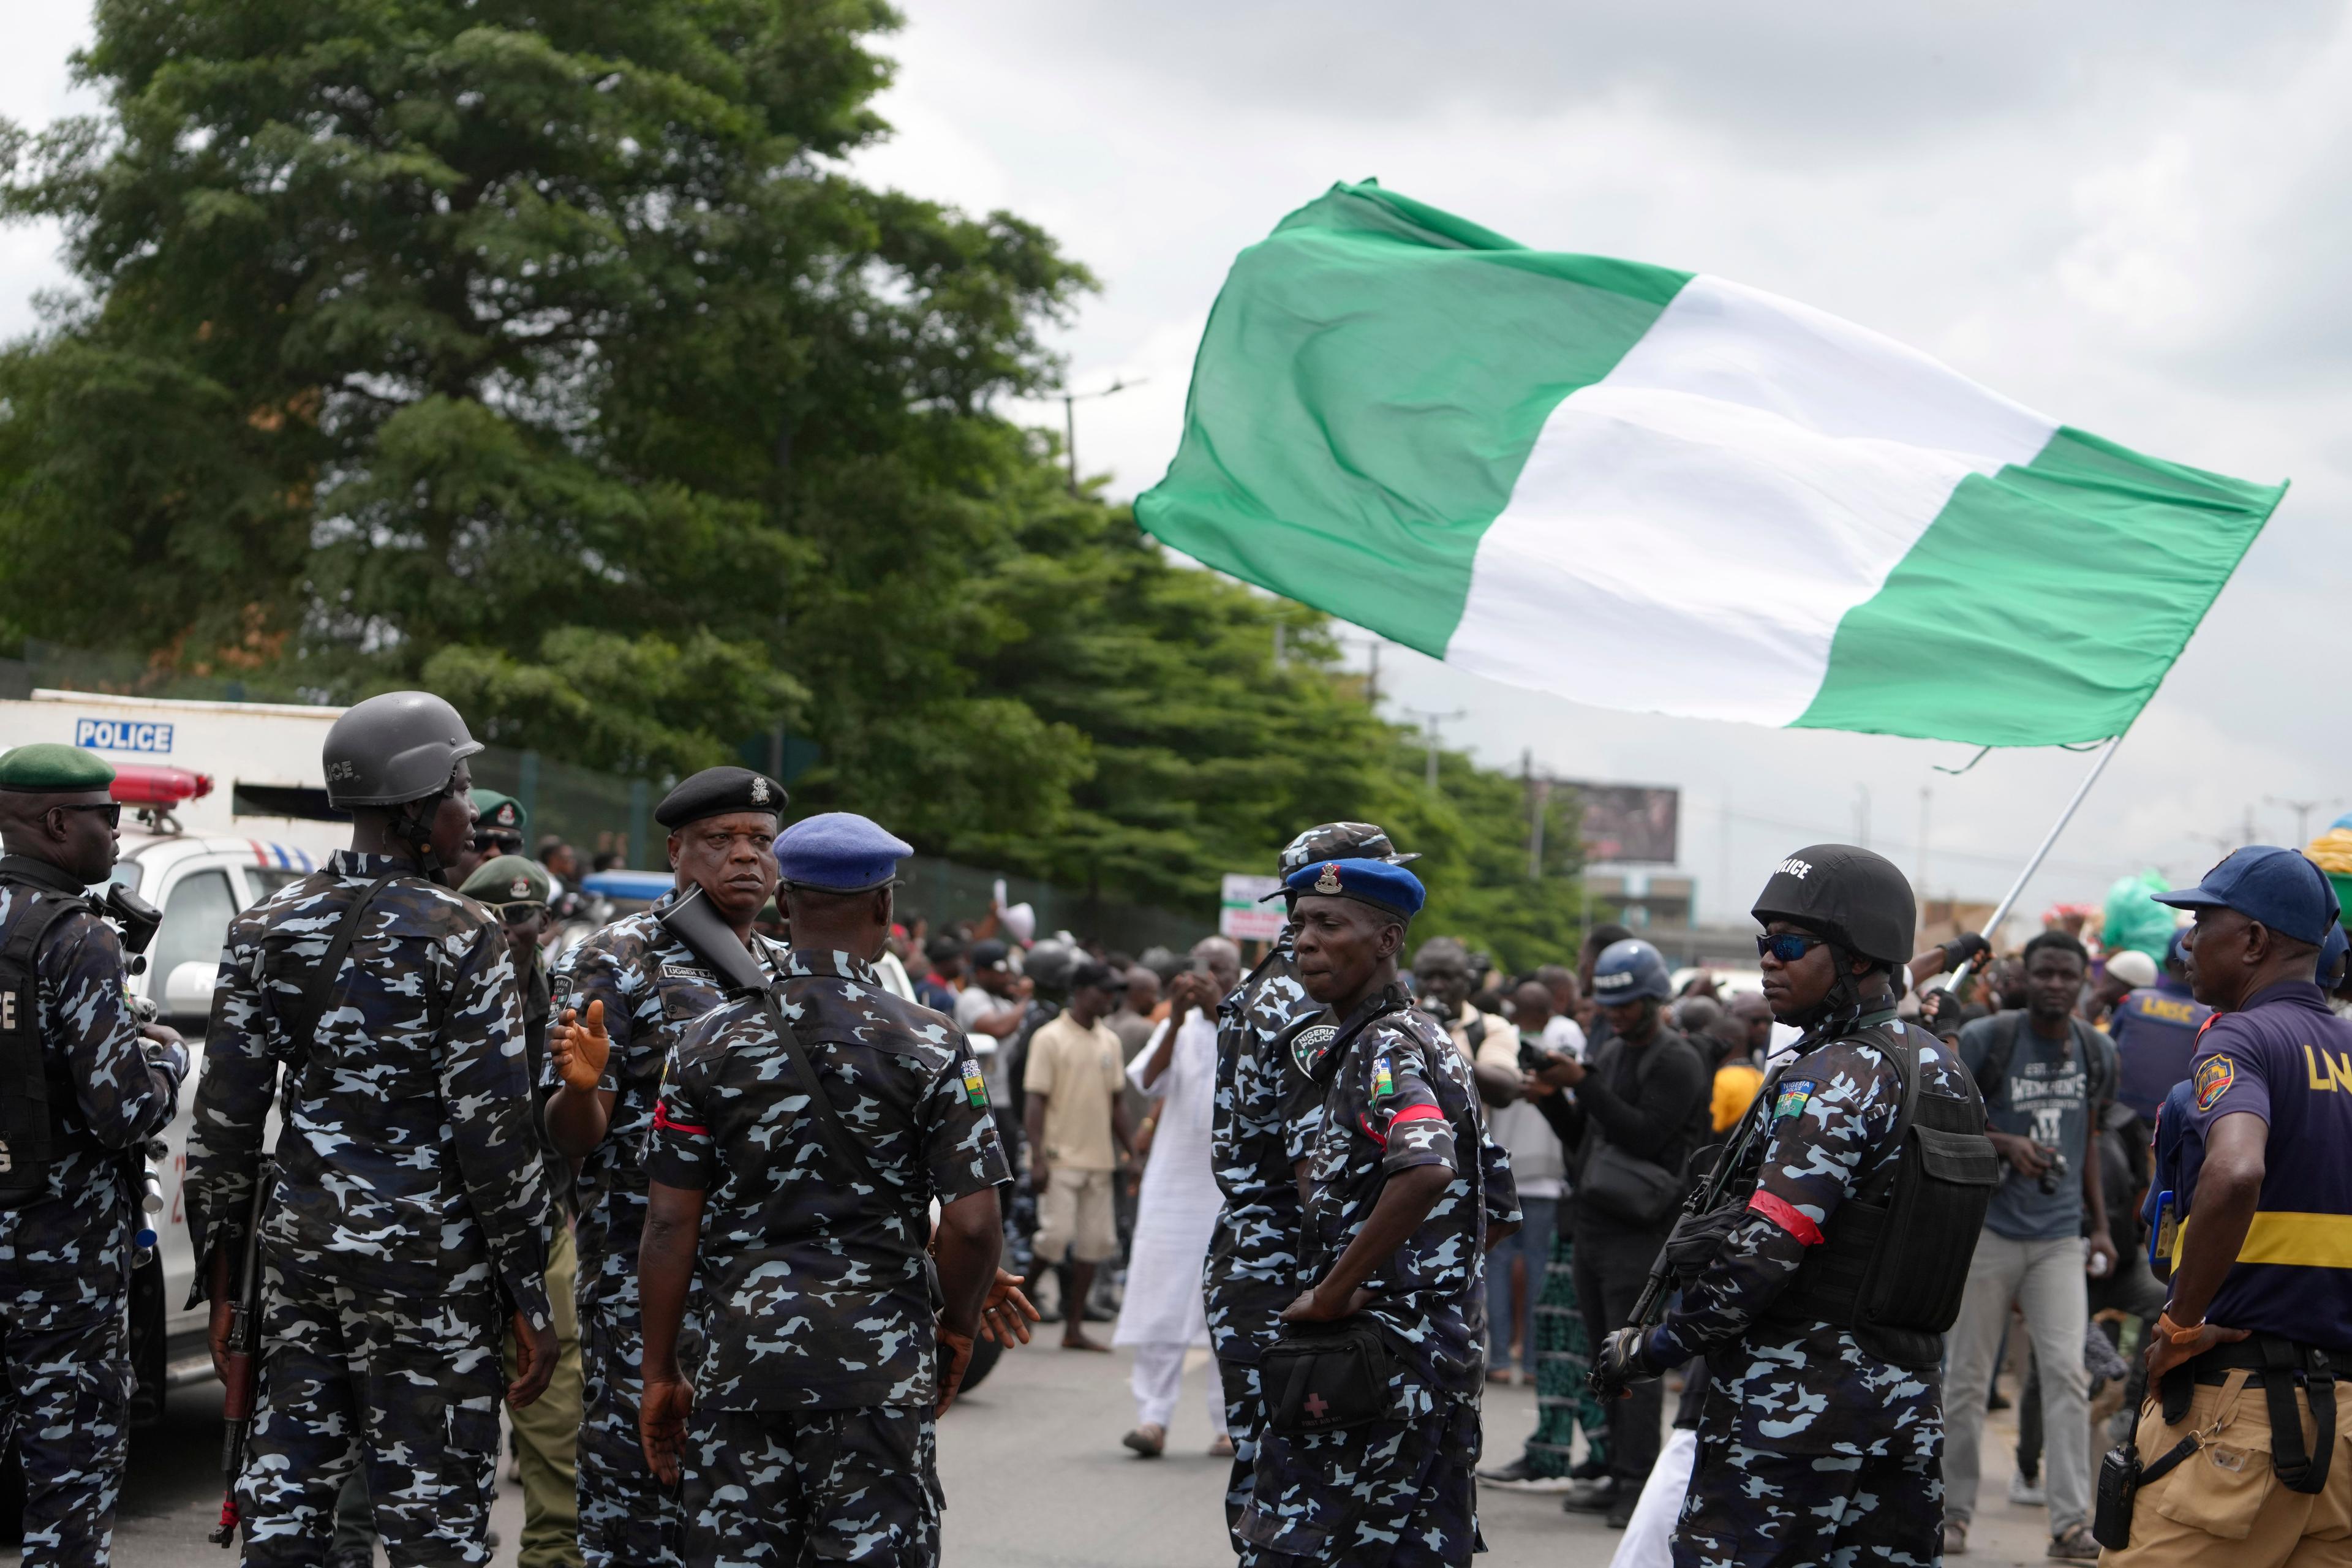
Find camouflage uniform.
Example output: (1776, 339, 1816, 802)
(646, 946, 1009, 1566)
(1639, 1013, 1961, 1568)
(0, 861, 187, 1568)
(1238, 997, 1517, 1567)
(1204, 926, 1326, 1538)
(551, 895, 786, 1568)
(187, 850, 551, 1568)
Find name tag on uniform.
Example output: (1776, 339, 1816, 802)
(661, 963, 715, 984)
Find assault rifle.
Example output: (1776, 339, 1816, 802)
(1588, 1061, 1787, 1399)
(209, 1162, 270, 1547)
(101, 883, 169, 1269)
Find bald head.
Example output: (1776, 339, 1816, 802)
(1512, 980, 1553, 1031)
(1191, 934, 1241, 993)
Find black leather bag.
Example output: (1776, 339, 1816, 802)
(1580, 1138, 1684, 1228)
(1263, 1317, 1396, 1433)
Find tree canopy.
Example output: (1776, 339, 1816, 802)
(0, 0, 1594, 968)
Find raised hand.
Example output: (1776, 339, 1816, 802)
(549, 998, 609, 1092)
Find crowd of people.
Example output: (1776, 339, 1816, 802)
(2, 688, 2349, 1568)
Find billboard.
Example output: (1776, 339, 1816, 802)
(1570, 782, 1679, 865)
(1219, 873, 1287, 942)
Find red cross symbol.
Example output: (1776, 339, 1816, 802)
(1304, 1393, 1329, 1420)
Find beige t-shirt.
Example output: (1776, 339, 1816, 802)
(1023, 1013, 1126, 1172)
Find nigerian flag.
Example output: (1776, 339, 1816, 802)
(1135, 182, 2285, 747)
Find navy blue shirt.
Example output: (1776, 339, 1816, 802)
(2185, 981, 2352, 1351)
(2110, 978, 2214, 1121)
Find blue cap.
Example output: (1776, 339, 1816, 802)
(2152, 846, 2342, 946)
(2321, 924, 2350, 989)
(774, 812, 912, 893)
(1283, 858, 1426, 920)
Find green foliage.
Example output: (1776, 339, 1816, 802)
(0, 0, 1593, 963)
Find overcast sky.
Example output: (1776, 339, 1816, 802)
(9, 3, 2351, 921)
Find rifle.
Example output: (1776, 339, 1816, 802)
(1589, 1060, 1787, 1398)
(655, 886, 774, 996)
(102, 883, 170, 1268)
(209, 1161, 270, 1547)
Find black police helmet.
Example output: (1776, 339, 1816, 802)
(1751, 843, 1916, 969)
(322, 692, 483, 809)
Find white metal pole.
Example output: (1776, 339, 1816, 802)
(1940, 733, 2127, 996)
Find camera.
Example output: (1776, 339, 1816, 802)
(2037, 1148, 2070, 1196)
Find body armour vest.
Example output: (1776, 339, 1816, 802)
(0, 864, 99, 1208)
(1762, 1018, 2001, 1366)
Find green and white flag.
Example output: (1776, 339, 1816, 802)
(1136, 182, 2285, 747)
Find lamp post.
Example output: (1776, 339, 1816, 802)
(1057, 377, 1146, 496)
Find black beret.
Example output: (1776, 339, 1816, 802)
(654, 766, 788, 829)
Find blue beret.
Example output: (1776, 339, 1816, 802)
(775, 812, 913, 893)
(1283, 858, 1425, 920)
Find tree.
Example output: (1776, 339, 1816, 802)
(0, 0, 1596, 964)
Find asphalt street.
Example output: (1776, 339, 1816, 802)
(4, 1341, 2067, 1566)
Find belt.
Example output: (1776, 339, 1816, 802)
(2166, 1335, 2338, 1494)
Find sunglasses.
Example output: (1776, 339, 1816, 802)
(55, 801, 123, 829)
(1755, 931, 1827, 963)
(498, 903, 548, 924)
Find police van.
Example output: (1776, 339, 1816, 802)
(0, 688, 349, 1414)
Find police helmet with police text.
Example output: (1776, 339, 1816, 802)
(1590, 939, 1673, 1006)
(1751, 843, 1915, 969)
(322, 692, 484, 809)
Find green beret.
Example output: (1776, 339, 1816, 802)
(0, 744, 117, 795)
(460, 854, 551, 907)
(470, 790, 528, 836)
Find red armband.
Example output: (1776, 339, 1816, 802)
(652, 1102, 709, 1137)
(1747, 1189, 1824, 1246)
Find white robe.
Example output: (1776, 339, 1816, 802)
(1111, 1011, 1221, 1348)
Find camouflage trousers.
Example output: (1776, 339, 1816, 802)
(679, 1406, 941, 1568)
(1237, 1393, 1482, 1566)
(238, 1256, 505, 1567)
(576, 1281, 681, 1567)
(1672, 1438, 1942, 1568)
(1217, 1355, 1264, 1547)
(0, 1294, 130, 1568)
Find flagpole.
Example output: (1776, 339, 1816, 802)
(1939, 733, 2127, 997)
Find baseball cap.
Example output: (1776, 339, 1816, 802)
(2153, 846, 2342, 946)
(968, 939, 1011, 972)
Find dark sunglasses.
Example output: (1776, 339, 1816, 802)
(1755, 931, 1826, 963)
(55, 801, 122, 828)
(497, 903, 548, 924)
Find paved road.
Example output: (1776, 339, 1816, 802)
(7, 1346, 2062, 1565)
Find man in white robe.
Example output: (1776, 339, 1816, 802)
(1112, 941, 1240, 1456)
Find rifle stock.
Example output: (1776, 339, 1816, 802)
(655, 888, 772, 996)
(209, 1163, 270, 1548)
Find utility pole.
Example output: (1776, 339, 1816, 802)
(1401, 707, 1466, 794)
(1918, 786, 1931, 902)
(2268, 795, 2323, 848)
(1055, 376, 1146, 496)
(1272, 622, 1286, 671)
(1524, 751, 1548, 880)
(1366, 640, 1381, 709)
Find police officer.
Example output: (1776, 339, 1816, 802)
(637, 812, 1010, 1566)
(187, 692, 556, 1566)
(1207, 822, 1415, 1545)
(2109, 928, 2217, 1124)
(459, 854, 584, 1568)
(452, 789, 529, 888)
(0, 744, 188, 1567)
(2101, 847, 2352, 1563)
(1593, 844, 1992, 1567)
(541, 765, 786, 1568)
(1238, 857, 1518, 1567)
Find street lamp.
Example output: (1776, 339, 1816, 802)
(1058, 377, 1146, 496)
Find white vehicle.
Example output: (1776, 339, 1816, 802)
(0, 688, 350, 1402)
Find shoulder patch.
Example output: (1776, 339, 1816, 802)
(1371, 1052, 1396, 1100)
(962, 1059, 989, 1109)
(1773, 1080, 1815, 1120)
(1289, 1022, 1338, 1077)
(2194, 1055, 2235, 1112)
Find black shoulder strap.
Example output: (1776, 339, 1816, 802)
(289, 872, 402, 1061)
(2, 887, 87, 970)
(757, 989, 880, 1186)
(1974, 1011, 2025, 1108)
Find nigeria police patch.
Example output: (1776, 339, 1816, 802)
(2194, 1055, 2235, 1112)
(1773, 1080, 1814, 1120)
(1289, 1022, 1338, 1077)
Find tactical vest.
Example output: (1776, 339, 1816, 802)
(1762, 1020, 2000, 1366)
(0, 870, 101, 1209)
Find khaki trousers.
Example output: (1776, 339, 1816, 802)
(2103, 1374, 2352, 1566)
(503, 1222, 584, 1568)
